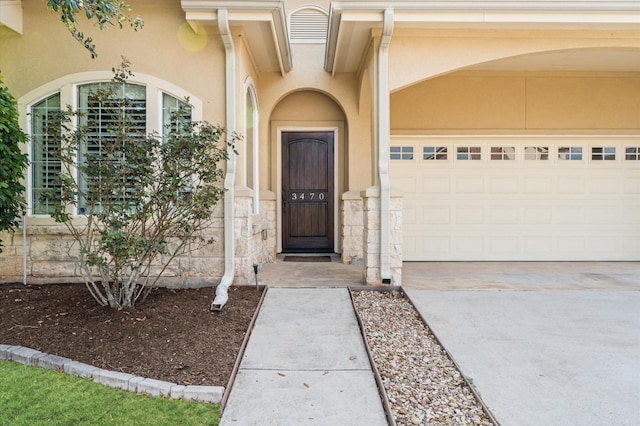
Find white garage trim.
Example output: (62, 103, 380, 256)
(391, 135, 640, 261)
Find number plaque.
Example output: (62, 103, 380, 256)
(287, 191, 328, 202)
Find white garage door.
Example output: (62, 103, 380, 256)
(390, 136, 640, 261)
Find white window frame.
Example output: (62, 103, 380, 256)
(245, 79, 260, 214)
(422, 145, 449, 161)
(28, 91, 63, 216)
(524, 146, 550, 161)
(22, 71, 202, 218)
(624, 146, 640, 161)
(455, 145, 482, 162)
(490, 146, 516, 161)
(390, 145, 415, 161)
(590, 146, 617, 161)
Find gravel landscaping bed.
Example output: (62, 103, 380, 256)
(352, 290, 494, 426)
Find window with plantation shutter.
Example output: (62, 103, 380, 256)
(31, 93, 61, 215)
(289, 7, 328, 44)
(162, 92, 192, 136)
(78, 83, 147, 212)
(28, 78, 199, 217)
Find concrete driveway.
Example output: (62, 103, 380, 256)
(403, 262, 640, 426)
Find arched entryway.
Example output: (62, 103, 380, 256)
(269, 90, 348, 254)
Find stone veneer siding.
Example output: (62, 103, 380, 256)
(340, 191, 365, 264)
(232, 189, 277, 285)
(0, 189, 277, 286)
(362, 187, 403, 286)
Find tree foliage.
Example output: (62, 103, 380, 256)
(47, 0, 144, 58)
(0, 75, 29, 253)
(42, 61, 236, 308)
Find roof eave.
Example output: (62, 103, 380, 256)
(181, 0, 292, 73)
(0, 0, 23, 34)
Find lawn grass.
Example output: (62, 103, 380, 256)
(0, 360, 220, 425)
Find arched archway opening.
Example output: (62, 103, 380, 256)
(388, 46, 640, 261)
(269, 90, 348, 253)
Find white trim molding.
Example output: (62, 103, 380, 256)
(0, 0, 23, 34)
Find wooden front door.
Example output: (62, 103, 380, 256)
(282, 132, 334, 252)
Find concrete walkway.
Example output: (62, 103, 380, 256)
(256, 255, 364, 288)
(222, 261, 640, 425)
(220, 288, 387, 425)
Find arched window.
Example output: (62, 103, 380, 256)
(28, 76, 195, 216)
(245, 84, 259, 213)
(162, 92, 192, 137)
(30, 93, 61, 215)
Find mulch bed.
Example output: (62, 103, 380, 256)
(0, 283, 263, 387)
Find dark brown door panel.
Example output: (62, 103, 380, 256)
(282, 132, 334, 252)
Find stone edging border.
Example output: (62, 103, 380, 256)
(0, 345, 224, 403)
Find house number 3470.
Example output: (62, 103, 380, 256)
(290, 192, 326, 201)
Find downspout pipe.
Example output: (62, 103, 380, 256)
(212, 8, 237, 311)
(23, 212, 27, 285)
(378, 8, 394, 285)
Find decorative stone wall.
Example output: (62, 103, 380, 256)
(257, 195, 278, 263)
(361, 187, 403, 286)
(0, 189, 278, 287)
(390, 193, 403, 285)
(340, 191, 364, 264)
(232, 189, 277, 285)
(0, 225, 82, 283)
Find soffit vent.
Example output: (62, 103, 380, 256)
(289, 7, 328, 44)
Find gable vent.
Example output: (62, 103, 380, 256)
(290, 8, 328, 44)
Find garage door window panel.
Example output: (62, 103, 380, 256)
(390, 146, 414, 160)
(423, 146, 448, 161)
(491, 146, 515, 161)
(525, 146, 549, 161)
(558, 147, 583, 161)
(591, 147, 616, 161)
(625, 147, 640, 161)
(456, 146, 481, 161)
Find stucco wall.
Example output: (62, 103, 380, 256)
(391, 72, 640, 134)
(261, 42, 374, 192)
(0, 0, 226, 123)
(387, 29, 640, 92)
